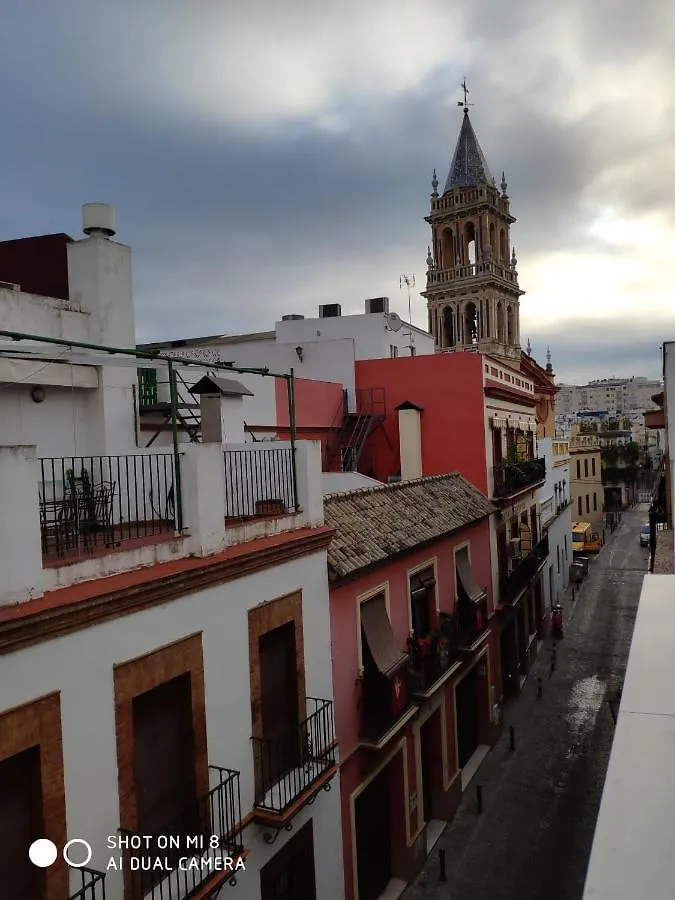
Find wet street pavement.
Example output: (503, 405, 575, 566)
(404, 505, 648, 900)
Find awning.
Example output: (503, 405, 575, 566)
(410, 569, 436, 596)
(456, 553, 485, 603)
(360, 595, 408, 677)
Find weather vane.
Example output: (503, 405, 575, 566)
(457, 78, 474, 113)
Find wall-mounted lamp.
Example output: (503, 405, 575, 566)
(295, 346, 304, 362)
(30, 386, 46, 404)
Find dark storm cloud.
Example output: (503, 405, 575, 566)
(0, 0, 673, 372)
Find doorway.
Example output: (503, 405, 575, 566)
(260, 819, 316, 900)
(0, 747, 44, 900)
(455, 666, 480, 769)
(420, 709, 445, 852)
(259, 622, 300, 788)
(355, 764, 392, 900)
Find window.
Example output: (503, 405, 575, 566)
(390, 345, 399, 358)
(564, 535, 568, 559)
(0, 748, 44, 898)
(593, 493, 597, 511)
(557, 545, 560, 574)
(586, 494, 590, 513)
(578, 497, 582, 515)
(409, 568, 436, 639)
(584, 458, 589, 477)
(576, 460, 581, 478)
(592, 457, 596, 476)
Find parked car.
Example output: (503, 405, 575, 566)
(639, 523, 651, 547)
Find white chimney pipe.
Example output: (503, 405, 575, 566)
(82, 203, 116, 238)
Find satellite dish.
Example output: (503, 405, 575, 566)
(385, 312, 403, 332)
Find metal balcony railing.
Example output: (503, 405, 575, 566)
(68, 866, 107, 900)
(408, 613, 459, 694)
(493, 457, 546, 498)
(120, 765, 244, 900)
(252, 698, 336, 814)
(500, 535, 550, 605)
(38, 453, 177, 562)
(223, 446, 297, 519)
(359, 668, 413, 745)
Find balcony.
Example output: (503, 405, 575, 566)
(408, 613, 461, 700)
(555, 498, 571, 515)
(120, 765, 245, 900)
(223, 445, 297, 520)
(457, 593, 489, 650)
(500, 535, 549, 605)
(68, 866, 106, 900)
(425, 260, 519, 287)
(493, 457, 546, 500)
(38, 453, 177, 566)
(359, 666, 416, 750)
(252, 698, 337, 837)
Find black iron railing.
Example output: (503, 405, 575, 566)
(500, 534, 550, 605)
(120, 765, 243, 900)
(253, 697, 335, 813)
(359, 667, 412, 744)
(223, 446, 297, 519)
(493, 457, 546, 498)
(38, 454, 177, 561)
(68, 866, 107, 900)
(409, 613, 459, 693)
(457, 593, 489, 647)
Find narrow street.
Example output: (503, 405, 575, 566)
(404, 505, 648, 900)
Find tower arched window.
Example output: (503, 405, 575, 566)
(499, 228, 507, 263)
(464, 302, 478, 344)
(442, 228, 454, 269)
(496, 302, 505, 343)
(443, 306, 455, 347)
(489, 222, 496, 257)
(506, 305, 515, 344)
(464, 221, 476, 268)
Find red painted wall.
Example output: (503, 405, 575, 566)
(331, 520, 493, 899)
(275, 376, 343, 429)
(355, 353, 488, 493)
(0, 233, 73, 301)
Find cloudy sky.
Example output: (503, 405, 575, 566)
(1, 0, 673, 384)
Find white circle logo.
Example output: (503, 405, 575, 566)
(63, 839, 93, 868)
(28, 839, 58, 868)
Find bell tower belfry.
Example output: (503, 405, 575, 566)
(421, 82, 524, 361)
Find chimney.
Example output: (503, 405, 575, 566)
(82, 203, 116, 238)
(190, 376, 255, 444)
(396, 401, 424, 480)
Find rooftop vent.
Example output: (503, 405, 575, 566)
(82, 203, 116, 238)
(365, 297, 389, 314)
(281, 314, 305, 321)
(319, 303, 342, 318)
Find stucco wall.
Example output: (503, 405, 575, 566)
(0, 549, 344, 900)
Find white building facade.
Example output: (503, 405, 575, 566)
(0, 207, 345, 900)
(536, 438, 572, 608)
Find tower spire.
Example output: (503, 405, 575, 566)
(457, 78, 474, 115)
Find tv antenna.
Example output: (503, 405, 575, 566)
(399, 274, 416, 352)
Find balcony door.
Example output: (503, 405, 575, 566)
(260, 622, 300, 788)
(456, 665, 480, 769)
(132, 674, 197, 845)
(0, 747, 44, 900)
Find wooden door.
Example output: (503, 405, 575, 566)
(132, 674, 197, 840)
(355, 766, 392, 900)
(420, 715, 437, 823)
(260, 820, 316, 900)
(0, 747, 44, 900)
(259, 623, 300, 788)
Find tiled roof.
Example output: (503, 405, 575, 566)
(444, 111, 494, 193)
(324, 473, 495, 578)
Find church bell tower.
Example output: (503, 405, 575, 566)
(421, 82, 524, 361)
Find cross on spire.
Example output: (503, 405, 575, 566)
(457, 78, 474, 114)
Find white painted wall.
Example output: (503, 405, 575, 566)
(536, 438, 572, 608)
(0, 549, 343, 900)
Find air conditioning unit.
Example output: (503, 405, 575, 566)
(319, 303, 342, 318)
(365, 296, 390, 314)
(281, 314, 305, 321)
(509, 537, 522, 559)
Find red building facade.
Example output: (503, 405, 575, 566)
(324, 474, 497, 900)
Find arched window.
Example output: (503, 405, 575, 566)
(464, 302, 478, 344)
(464, 221, 476, 267)
(442, 228, 454, 269)
(442, 306, 454, 347)
(576, 460, 581, 478)
(489, 222, 496, 257)
(578, 496, 582, 515)
(506, 306, 515, 344)
(499, 228, 507, 262)
(496, 302, 505, 343)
